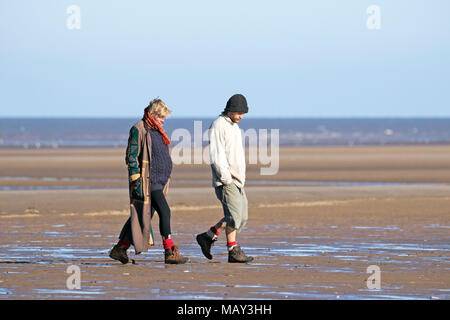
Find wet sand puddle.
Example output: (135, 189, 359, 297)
(0, 223, 449, 300)
(248, 224, 449, 299)
(1, 177, 446, 191)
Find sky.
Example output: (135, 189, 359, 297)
(0, 0, 449, 118)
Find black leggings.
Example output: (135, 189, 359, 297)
(149, 189, 172, 237)
(119, 189, 172, 243)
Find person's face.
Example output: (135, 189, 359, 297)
(151, 113, 165, 125)
(227, 112, 245, 123)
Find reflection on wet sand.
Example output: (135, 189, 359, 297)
(0, 146, 449, 299)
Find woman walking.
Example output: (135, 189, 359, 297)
(109, 98, 188, 264)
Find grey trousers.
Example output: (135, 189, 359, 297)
(215, 182, 248, 232)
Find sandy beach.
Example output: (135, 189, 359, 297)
(0, 146, 449, 299)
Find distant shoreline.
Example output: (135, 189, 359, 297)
(2, 142, 450, 149)
(1, 118, 449, 148)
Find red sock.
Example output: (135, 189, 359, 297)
(118, 239, 130, 250)
(210, 226, 220, 236)
(163, 238, 175, 250)
(227, 241, 237, 248)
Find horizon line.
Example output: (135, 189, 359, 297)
(1, 116, 450, 120)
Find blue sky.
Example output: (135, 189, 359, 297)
(1, 0, 449, 118)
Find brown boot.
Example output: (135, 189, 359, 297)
(109, 244, 129, 264)
(228, 245, 254, 263)
(164, 245, 189, 264)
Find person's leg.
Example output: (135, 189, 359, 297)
(211, 184, 241, 248)
(118, 218, 132, 248)
(199, 185, 227, 240)
(240, 188, 248, 231)
(150, 189, 172, 245)
(197, 183, 252, 261)
(196, 186, 228, 259)
(225, 226, 237, 250)
(220, 183, 243, 250)
(221, 183, 243, 231)
(208, 217, 226, 239)
(150, 189, 188, 264)
(109, 218, 132, 264)
(225, 186, 252, 262)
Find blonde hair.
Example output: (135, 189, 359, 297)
(144, 98, 171, 117)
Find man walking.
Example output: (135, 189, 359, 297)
(196, 94, 254, 263)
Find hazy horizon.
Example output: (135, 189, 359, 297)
(1, 116, 450, 120)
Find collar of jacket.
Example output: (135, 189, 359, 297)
(221, 114, 235, 125)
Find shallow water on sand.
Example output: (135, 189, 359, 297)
(1, 177, 446, 191)
(0, 228, 448, 300)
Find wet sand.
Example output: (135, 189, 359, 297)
(0, 146, 449, 299)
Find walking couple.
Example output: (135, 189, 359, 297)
(109, 94, 254, 265)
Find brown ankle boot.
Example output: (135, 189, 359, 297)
(228, 245, 254, 263)
(164, 245, 189, 264)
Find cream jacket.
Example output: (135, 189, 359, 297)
(209, 115, 246, 188)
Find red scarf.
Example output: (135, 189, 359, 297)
(143, 113, 171, 145)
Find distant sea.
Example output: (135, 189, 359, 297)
(1, 118, 450, 148)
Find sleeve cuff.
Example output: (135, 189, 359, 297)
(130, 174, 140, 182)
(222, 177, 233, 185)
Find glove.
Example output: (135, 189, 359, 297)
(130, 177, 144, 201)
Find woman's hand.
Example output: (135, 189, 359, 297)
(130, 177, 144, 201)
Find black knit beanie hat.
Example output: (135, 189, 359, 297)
(224, 94, 248, 113)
